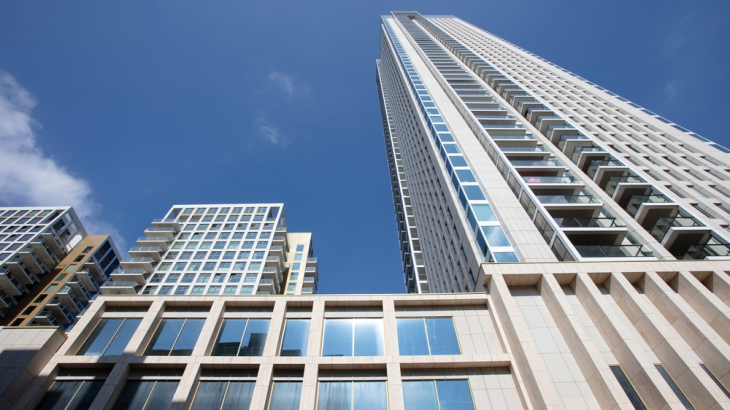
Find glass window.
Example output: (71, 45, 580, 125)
(212, 319, 270, 356)
(190, 381, 254, 410)
(268, 382, 302, 410)
(280, 319, 310, 356)
(145, 318, 205, 356)
(481, 226, 510, 247)
(36, 380, 105, 410)
(113, 380, 179, 410)
(322, 319, 383, 357)
(317, 381, 387, 410)
(296, 244, 304, 252)
(471, 204, 496, 221)
(403, 380, 475, 410)
(292, 263, 301, 270)
(397, 318, 459, 356)
(294, 254, 302, 261)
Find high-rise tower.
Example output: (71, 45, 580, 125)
(377, 12, 730, 294)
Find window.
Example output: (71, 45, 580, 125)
(296, 244, 304, 252)
(610, 366, 647, 410)
(145, 318, 205, 356)
(114, 380, 179, 410)
(77, 318, 142, 356)
(268, 382, 302, 410)
(280, 319, 310, 356)
(317, 381, 387, 410)
(403, 380, 475, 410)
(397, 318, 460, 355)
(36, 376, 104, 410)
(322, 319, 383, 356)
(212, 319, 270, 356)
(190, 370, 256, 410)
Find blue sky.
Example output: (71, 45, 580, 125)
(0, 0, 728, 294)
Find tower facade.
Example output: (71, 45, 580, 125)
(377, 12, 730, 294)
(103, 204, 318, 296)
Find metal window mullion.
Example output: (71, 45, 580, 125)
(168, 319, 187, 356)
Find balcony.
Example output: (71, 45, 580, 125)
(586, 160, 629, 189)
(482, 124, 526, 135)
(306, 257, 317, 265)
(490, 133, 537, 147)
(557, 134, 592, 155)
(34, 310, 60, 326)
(500, 146, 550, 161)
(262, 267, 283, 284)
(0, 269, 27, 296)
(509, 94, 533, 106)
(526, 108, 553, 124)
(571, 146, 609, 171)
(257, 278, 279, 294)
(574, 244, 654, 259)
(650, 216, 711, 257)
(475, 114, 516, 126)
(268, 246, 284, 257)
(119, 257, 157, 273)
(56, 287, 83, 312)
(5, 258, 38, 285)
(66, 279, 93, 301)
(28, 239, 60, 267)
(556, 217, 628, 246)
(100, 281, 141, 295)
(546, 124, 580, 144)
(516, 100, 543, 116)
(136, 236, 170, 251)
(110, 268, 150, 285)
(501, 87, 523, 102)
(0, 289, 15, 309)
(537, 195, 602, 216)
(128, 247, 163, 261)
(685, 243, 730, 260)
(523, 175, 583, 196)
(304, 267, 317, 274)
(39, 231, 66, 258)
(143, 227, 176, 241)
(625, 194, 678, 229)
(604, 176, 652, 207)
(16, 250, 48, 275)
(536, 116, 565, 134)
(151, 218, 181, 230)
(510, 159, 566, 177)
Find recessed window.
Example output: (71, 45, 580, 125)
(322, 319, 383, 357)
(145, 318, 205, 356)
(78, 318, 141, 356)
(397, 318, 460, 355)
(403, 380, 475, 410)
(317, 381, 387, 410)
(280, 319, 310, 357)
(212, 319, 270, 356)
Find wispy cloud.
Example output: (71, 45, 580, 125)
(664, 80, 678, 99)
(267, 71, 311, 100)
(0, 70, 125, 249)
(254, 116, 288, 146)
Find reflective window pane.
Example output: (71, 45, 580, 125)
(268, 382, 302, 410)
(104, 319, 142, 356)
(397, 319, 429, 356)
(353, 319, 383, 356)
(191, 382, 226, 410)
(435, 380, 474, 410)
(403, 381, 439, 410)
(113, 381, 155, 410)
(239, 319, 270, 356)
(352, 381, 387, 410)
(221, 382, 254, 410)
(36, 380, 104, 410)
(145, 319, 184, 356)
(212, 319, 247, 356)
(171, 319, 205, 356)
(280, 319, 310, 356)
(426, 318, 460, 355)
(78, 319, 123, 356)
(322, 320, 353, 357)
(317, 382, 351, 410)
(145, 381, 178, 409)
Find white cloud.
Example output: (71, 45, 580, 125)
(664, 80, 677, 99)
(268, 71, 311, 100)
(254, 116, 288, 146)
(0, 70, 125, 249)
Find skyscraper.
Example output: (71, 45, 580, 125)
(102, 203, 318, 296)
(377, 12, 730, 294)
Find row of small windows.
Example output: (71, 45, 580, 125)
(77, 316, 461, 358)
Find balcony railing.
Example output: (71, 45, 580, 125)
(510, 159, 562, 167)
(137, 236, 170, 243)
(586, 160, 625, 179)
(523, 175, 578, 184)
(650, 216, 703, 242)
(490, 134, 535, 140)
(574, 244, 653, 258)
(537, 195, 599, 204)
(554, 217, 624, 228)
(604, 175, 647, 196)
(685, 243, 730, 259)
(152, 218, 177, 223)
(500, 146, 547, 153)
(307, 257, 317, 263)
(570, 146, 607, 163)
(557, 134, 590, 151)
(128, 247, 163, 253)
(625, 194, 673, 217)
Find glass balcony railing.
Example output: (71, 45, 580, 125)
(625, 194, 673, 217)
(650, 216, 703, 241)
(517, 100, 541, 111)
(571, 146, 608, 163)
(491, 134, 535, 140)
(524, 107, 549, 117)
(500, 146, 547, 153)
(604, 175, 648, 196)
(547, 123, 576, 132)
(145, 227, 176, 232)
(137, 236, 170, 243)
(483, 124, 524, 129)
(122, 257, 156, 263)
(536, 116, 563, 129)
(557, 134, 590, 151)
(537, 195, 599, 204)
(586, 160, 626, 179)
(575, 244, 653, 258)
(307, 257, 318, 263)
(554, 217, 624, 228)
(522, 176, 578, 184)
(152, 218, 177, 223)
(128, 247, 163, 253)
(685, 243, 730, 259)
(510, 159, 562, 167)
(102, 281, 140, 288)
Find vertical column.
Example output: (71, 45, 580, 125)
(488, 274, 562, 410)
(611, 272, 726, 409)
(706, 271, 730, 307)
(131, 299, 165, 355)
(192, 299, 225, 356)
(94, 361, 131, 410)
(382, 298, 398, 357)
(308, 300, 325, 358)
(299, 363, 318, 410)
(540, 275, 630, 410)
(250, 363, 273, 410)
(674, 271, 730, 345)
(262, 299, 287, 357)
(300, 300, 324, 410)
(573, 273, 678, 410)
(387, 363, 404, 410)
(168, 363, 200, 410)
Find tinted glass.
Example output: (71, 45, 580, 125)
(171, 319, 205, 356)
(610, 366, 647, 410)
(353, 319, 383, 356)
(145, 381, 178, 410)
(36, 381, 81, 410)
(239, 320, 270, 356)
(146, 319, 184, 355)
(191, 382, 226, 410)
(353, 381, 387, 410)
(322, 320, 353, 357)
(104, 319, 142, 356)
(436, 380, 474, 410)
(280, 319, 310, 356)
(426, 318, 460, 355)
(221, 382, 254, 410)
(397, 319, 429, 356)
(655, 365, 694, 410)
(403, 381, 439, 410)
(317, 382, 351, 410)
(268, 382, 302, 410)
(114, 381, 154, 410)
(78, 319, 123, 355)
(213, 319, 247, 356)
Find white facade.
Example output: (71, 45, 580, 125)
(377, 12, 730, 294)
(104, 204, 317, 297)
(0, 207, 86, 316)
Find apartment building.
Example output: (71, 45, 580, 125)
(377, 12, 730, 294)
